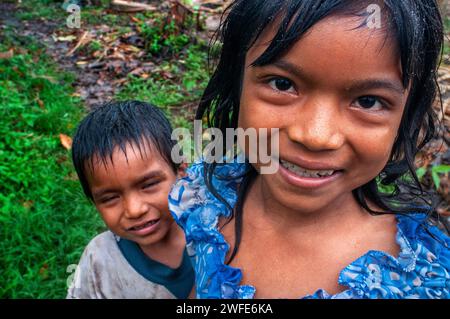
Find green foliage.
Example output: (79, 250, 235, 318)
(417, 164, 450, 190)
(416, 166, 427, 181)
(117, 44, 210, 129)
(377, 178, 396, 195)
(136, 13, 193, 56)
(81, 9, 129, 26)
(16, 0, 65, 21)
(87, 39, 102, 53)
(430, 165, 450, 189)
(0, 37, 104, 298)
(444, 17, 450, 58)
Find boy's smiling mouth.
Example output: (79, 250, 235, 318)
(128, 218, 161, 235)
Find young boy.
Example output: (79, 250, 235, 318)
(67, 101, 194, 299)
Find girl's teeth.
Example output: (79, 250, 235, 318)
(280, 160, 335, 178)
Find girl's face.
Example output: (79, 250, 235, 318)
(238, 15, 409, 214)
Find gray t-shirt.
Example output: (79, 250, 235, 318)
(67, 231, 176, 299)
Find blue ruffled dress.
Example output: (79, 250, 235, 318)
(169, 161, 450, 299)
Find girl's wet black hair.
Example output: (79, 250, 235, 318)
(196, 0, 448, 264)
(72, 100, 178, 200)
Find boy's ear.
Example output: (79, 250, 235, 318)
(177, 162, 188, 178)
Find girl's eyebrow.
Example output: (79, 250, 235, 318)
(345, 79, 405, 95)
(269, 60, 312, 82)
(267, 60, 405, 95)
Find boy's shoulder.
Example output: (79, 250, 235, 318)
(67, 231, 176, 299)
(83, 230, 119, 255)
(76, 231, 124, 268)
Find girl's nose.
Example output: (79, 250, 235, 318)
(287, 97, 345, 152)
(123, 194, 149, 219)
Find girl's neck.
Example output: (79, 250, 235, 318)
(245, 175, 374, 238)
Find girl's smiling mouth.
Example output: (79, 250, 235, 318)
(279, 159, 344, 189)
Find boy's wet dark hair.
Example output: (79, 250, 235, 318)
(195, 0, 447, 263)
(72, 100, 178, 200)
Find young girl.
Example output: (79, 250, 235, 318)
(169, 0, 450, 299)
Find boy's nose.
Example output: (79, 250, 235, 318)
(123, 194, 149, 219)
(287, 97, 345, 152)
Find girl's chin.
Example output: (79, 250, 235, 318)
(259, 178, 339, 213)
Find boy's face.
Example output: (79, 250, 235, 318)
(86, 142, 183, 248)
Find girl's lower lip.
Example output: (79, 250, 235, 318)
(278, 162, 343, 189)
(128, 219, 161, 236)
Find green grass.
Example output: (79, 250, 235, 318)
(0, 1, 211, 298)
(117, 43, 211, 130)
(16, 0, 65, 22)
(0, 31, 104, 298)
(444, 17, 450, 57)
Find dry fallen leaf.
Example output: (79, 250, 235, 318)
(37, 99, 45, 109)
(118, 44, 141, 53)
(64, 172, 79, 181)
(130, 15, 141, 23)
(57, 35, 77, 42)
(0, 49, 14, 59)
(39, 263, 49, 279)
(59, 134, 73, 150)
(21, 200, 34, 210)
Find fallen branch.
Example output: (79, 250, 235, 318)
(66, 31, 91, 56)
(111, 0, 157, 12)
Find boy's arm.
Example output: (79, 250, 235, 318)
(66, 244, 98, 299)
(66, 232, 114, 299)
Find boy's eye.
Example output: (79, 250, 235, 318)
(142, 181, 159, 190)
(268, 77, 295, 93)
(100, 195, 119, 204)
(353, 96, 384, 110)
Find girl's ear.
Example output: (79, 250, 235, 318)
(177, 162, 188, 178)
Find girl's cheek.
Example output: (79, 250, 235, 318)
(239, 95, 297, 130)
(350, 128, 397, 165)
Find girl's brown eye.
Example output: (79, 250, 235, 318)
(268, 77, 295, 93)
(354, 96, 384, 110)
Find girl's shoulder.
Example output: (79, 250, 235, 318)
(396, 212, 450, 260)
(335, 213, 450, 299)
